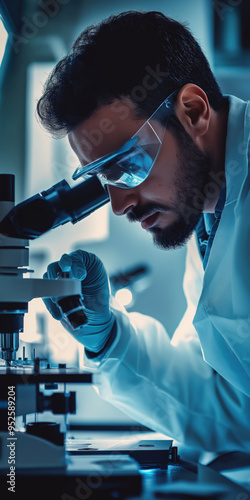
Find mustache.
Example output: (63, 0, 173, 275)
(127, 203, 172, 223)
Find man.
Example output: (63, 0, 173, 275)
(38, 11, 250, 452)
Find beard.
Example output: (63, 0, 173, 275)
(127, 117, 214, 250)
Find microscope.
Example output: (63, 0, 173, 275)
(0, 173, 139, 498)
(0, 173, 109, 363)
(0, 174, 178, 499)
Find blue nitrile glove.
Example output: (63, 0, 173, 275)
(43, 250, 116, 353)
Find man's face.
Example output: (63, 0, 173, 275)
(69, 99, 213, 250)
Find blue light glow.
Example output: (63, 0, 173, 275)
(0, 16, 8, 68)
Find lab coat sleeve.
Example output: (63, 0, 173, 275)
(82, 236, 250, 452)
(82, 307, 250, 452)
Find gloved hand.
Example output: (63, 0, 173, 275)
(43, 250, 116, 353)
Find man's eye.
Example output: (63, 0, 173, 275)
(104, 165, 123, 182)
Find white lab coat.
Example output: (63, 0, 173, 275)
(83, 96, 250, 453)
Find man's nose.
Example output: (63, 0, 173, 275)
(108, 185, 139, 216)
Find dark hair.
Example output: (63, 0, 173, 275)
(37, 10, 224, 137)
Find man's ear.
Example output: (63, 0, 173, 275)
(174, 84, 211, 141)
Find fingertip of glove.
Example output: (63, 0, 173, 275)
(75, 268, 87, 280)
(59, 254, 72, 272)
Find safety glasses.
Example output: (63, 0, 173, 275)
(72, 90, 178, 189)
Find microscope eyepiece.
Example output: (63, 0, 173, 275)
(0, 176, 109, 239)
